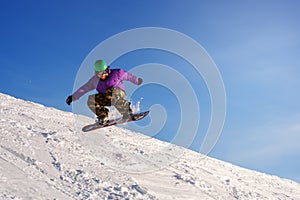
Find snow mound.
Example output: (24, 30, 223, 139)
(0, 92, 299, 199)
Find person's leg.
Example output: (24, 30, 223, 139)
(87, 93, 110, 122)
(108, 88, 133, 118)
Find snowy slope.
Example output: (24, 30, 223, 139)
(0, 92, 300, 200)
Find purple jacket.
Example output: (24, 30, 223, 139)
(73, 68, 139, 100)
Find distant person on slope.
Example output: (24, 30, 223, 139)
(66, 60, 143, 125)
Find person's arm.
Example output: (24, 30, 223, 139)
(66, 77, 95, 105)
(122, 70, 143, 85)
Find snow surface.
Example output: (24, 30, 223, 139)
(0, 92, 300, 200)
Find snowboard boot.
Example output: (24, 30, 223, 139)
(97, 116, 110, 125)
(122, 112, 135, 121)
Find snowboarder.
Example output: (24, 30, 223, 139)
(66, 60, 143, 125)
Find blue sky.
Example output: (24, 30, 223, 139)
(1, 1, 300, 183)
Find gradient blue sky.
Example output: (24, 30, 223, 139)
(1, 1, 300, 183)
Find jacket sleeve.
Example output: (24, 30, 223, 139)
(122, 70, 139, 85)
(72, 77, 95, 100)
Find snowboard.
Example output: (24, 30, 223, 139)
(82, 111, 150, 132)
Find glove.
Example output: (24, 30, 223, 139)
(66, 95, 73, 105)
(138, 78, 143, 85)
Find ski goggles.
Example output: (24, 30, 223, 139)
(96, 70, 107, 76)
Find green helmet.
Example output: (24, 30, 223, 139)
(94, 60, 108, 72)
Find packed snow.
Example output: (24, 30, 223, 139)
(0, 92, 299, 199)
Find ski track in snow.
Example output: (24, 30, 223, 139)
(0, 92, 300, 200)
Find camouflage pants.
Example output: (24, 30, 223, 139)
(87, 88, 132, 120)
